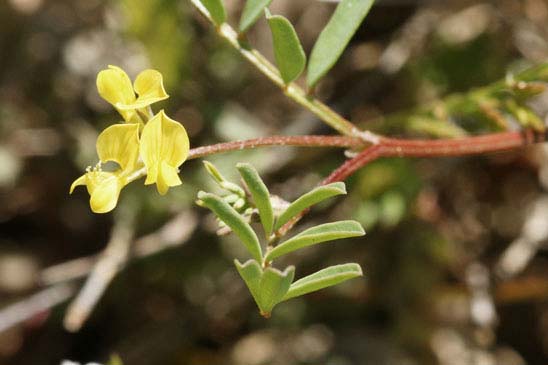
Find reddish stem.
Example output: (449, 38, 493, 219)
(323, 130, 542, 184)
(188, 135, 364, 160)
(277, 129, 544, 236)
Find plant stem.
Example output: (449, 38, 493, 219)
(275, 129, 546, 236)
(188, 135, 364, 159)
(189, 0, 369, 139)
(324, 130, 545, 184)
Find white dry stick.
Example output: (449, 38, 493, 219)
(0, 284, 75, 333)
(496, 195, 548, 279)
(63, 215, 135, 332)
(41, 211, 197, 286)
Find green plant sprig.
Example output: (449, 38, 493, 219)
(196, 161, 365, 317)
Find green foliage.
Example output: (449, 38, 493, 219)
(235, 259, 295, 317)
(200, 0, 226, 26)
(198, 162, 364, 317)
(203, 160, 225, 183)
(197, 191, 263, 262)
(283, 263, 362, 301)
(307, 0, 375, 88)
(265, 10, 306, 84)
(265, 220, 365, 262)
(274, 182, 346, 230)
(237, 163, 274, 237)
(239, 0, 273, 33)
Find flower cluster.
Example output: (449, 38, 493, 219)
(70, 66, 189, 213)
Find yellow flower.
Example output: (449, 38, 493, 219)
(140, 110, 190, 195)
(70, 123, 141, 213)
(96, 65, 169, 123)
(72, 66, 190, 213)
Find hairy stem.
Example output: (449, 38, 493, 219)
(188, 135, 364, 159)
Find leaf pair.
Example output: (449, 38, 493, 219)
(199, 0, 375, 87)
(267, 0, 375, 88)
(236, 259, 362, 316)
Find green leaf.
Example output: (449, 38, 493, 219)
(274, 182, 347, 231)
(198, 192, 262, 262)
(219, 181, 246, 196)
(200, 0, 226, 26)
(307, 0, 375, 88)
(258, 265, 294, 316)
(239, 0, 272, 33)
(235, 259, 295, 317)
(265, 10, 306, 84)
(203, 160, 226, 184)
(283, 263, 362, 301)
(234, 259, 263, 306)
(265, 220, 364, 262)
(237, 163, 274, 237)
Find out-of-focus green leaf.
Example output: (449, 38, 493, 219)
(235, 259, 263, 307)
(307, 0, 375, 88)
(239, 0, 272, 33)
(265, 10, 306, 84)
(379, 191, 406, 227)
(200, 0, 226, 25)
(237, 163, 274, 237)
(274, 182, 346, 231)
(258, 265, 294, 316)
(283, 263, 362, 301)
(266, 220, 364, 262)
(198, 192, 262, 262)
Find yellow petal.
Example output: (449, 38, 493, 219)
(70, 174, 87, 194)
(96, 65, 137, 122)
(88, 173, 122, 213)
(96, 123, 140, 171)
(70, 170, 123, 213)
(140, 110, 189, 192)
(156, 161, 182, 195)
(117, 69, 169, 110)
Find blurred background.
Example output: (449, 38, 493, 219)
(1, 0, 548, 364)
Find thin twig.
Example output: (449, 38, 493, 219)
(41, 211, 197, 286)
(0, 284, 76, 334)
(63, 213, 135, 332)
